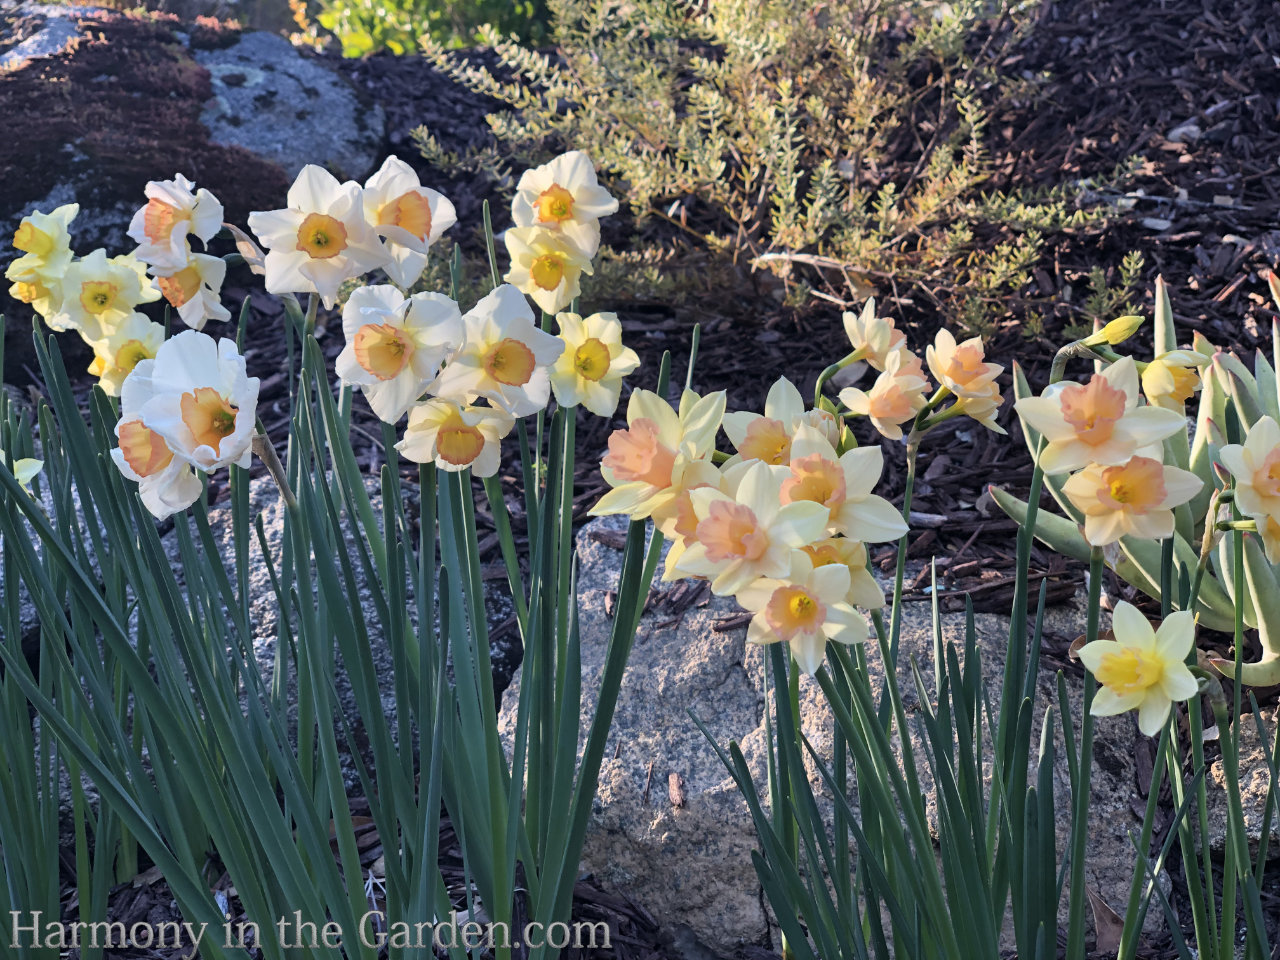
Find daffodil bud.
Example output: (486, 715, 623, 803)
(1082, 314, 1144, 348)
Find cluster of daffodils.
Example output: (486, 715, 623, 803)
(591, 317, 1007, 674)
(4, 151, 637, 519)
(836, 299, 1006, 440)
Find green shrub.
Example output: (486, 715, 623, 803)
(311, 0, 550, 57)
(420, 0, 1115, 331)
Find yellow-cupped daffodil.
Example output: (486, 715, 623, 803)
(503, 225, 593, 316)
(549, 311, 640, 418)
(396, 397, 514, 477)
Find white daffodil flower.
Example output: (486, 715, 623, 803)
(110, 418, 204, 519)
(511, 150, 618, 257)
(362, 155, 456, 289)
(549, 311, 640, 417)
(335, 284, 463, 424)
(428, 284, 564, 417)
(127, 174, 224, 272)
(396, 397, 514, 477)
(49, 249, 161, 342)
(247, 165, 388, 308)
(153, 252, 232, 330)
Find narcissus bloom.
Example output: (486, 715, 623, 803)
(736, 552, 868, 675)
(780, 424, 909, 542)
(1078, 601, 1198, 736)
(121, 330, 259, 472)
(87, 313, 166, 397)
(504, 226, 593, 316)
(396, 398, 514, 476)
(550, 311, 640, 417)
(1141, 350, 1207, 410)
(842, 299, 906, 372)
(722, 377, 840, 466)
(7, 203, 77, 287)
(1062, 456, 1202, 545)
(1259, 514, 1280, 565)
(127, 174, 224, 272)
(49, 249, 160, 341)
(1013, 356, 1185, 475)
(152, 252, 232, 330)
(7, 274, 61, 322)
(110, 418, 203, 519)
(654, 459, 724, 581)
(800, 537, 885, 610)
(838, 349, 930, 441)
(336, 285, 463, 423)
(362, 155, 457, 288)
(12, 458, 43, 492)
(926, 328, 1001, 400)
(247, 165, 388, 308)
(673, 460, 830, 596)
(512, 150, 619, 257)
(592, 388, 726, 521)
(429, 284, 563, 417)
(1218, 415, 1280, 523)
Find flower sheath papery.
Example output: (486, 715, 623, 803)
(503, 225, 594, 316)
(1078, 601, 1199, 736)
(1013, 355, 1186, 475)
(88, 313, 166, 397)
(1062, 455, 1202, 546)
(336, 284, 463, 424)
(549, 311, 640, 418)
(396, 397, 514, 477)
(1219, 415, 1280, 525)
(511, 149, 619, 258)
(49, 249, 160, 342)
(247, 164, 388, 309)
(362, 155, 457, 289)
(127, 174, 224, 273)
(735, 551, 869, 676)
(673, 459, 830, 596)
(122, 330, 260, 473)
(428, 283, 564, 418)
(591, 387, 726, 521)
(152, 252, 232, 330)
(781, 423, 910, 543)
(722, 376, 840, 467)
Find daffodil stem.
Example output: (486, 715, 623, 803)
(1065, 546, 1102, 960)
(812, 348, 864, 407)
(253, 429, 296, 511)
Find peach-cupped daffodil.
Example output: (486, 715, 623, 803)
(1218, 415, 1280, 524)
(247, 165, 388, 308)
(735, 552, 867, 675)
(7, 204, 77, 302)
(120, 330, 259, 474)
(926, 328, 1002, 401)
(504, 226, 593, 316)
(654, 459, 724, 581)
(1062, 455, 1202, 545)
(841, 298, 906, 373)
(152, 252, 232, 330)
(127, 174, 224, 273)
(396, 398, 514, 477)
(429, 284, 563, 417)
(781, 423, 909, 543)
(1013, 356, 1185, 475)
(839, 349, 930, 441)
(362, 155, 457, 289)
(550, 311, 640, 417)
(800, 536, 885, 611)
(722, 377, 841, 467)
(673, 460, 830, 596)
(1078, 601, 1198, 736)
(49, 249, 160, 341)
(1141, 349, 1207, 411)
(110, 419, 203, 519)
(88, 313, 166, 397)
(591, 388, 727, 521)
(336, 284, 463, 423)
(511, 150, 619, 257)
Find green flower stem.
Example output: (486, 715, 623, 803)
(812, 348, 865, 407)
(1065, 546, 1103, 960)
(1117, 720, 1172, 960)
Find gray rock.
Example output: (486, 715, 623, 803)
(194, 32, 385, 181)
(531, 518, 1170, 952)
(0, 4, 82, 71)
(1208, 704, 1280, 858)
